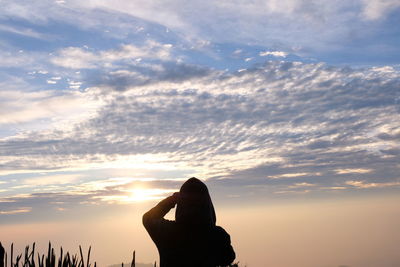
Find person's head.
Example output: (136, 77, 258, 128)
(175, 177, 216, 227)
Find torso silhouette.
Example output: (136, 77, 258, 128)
(143, 178, 235, 267)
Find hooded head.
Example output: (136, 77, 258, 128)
(175, 177, 216, 227)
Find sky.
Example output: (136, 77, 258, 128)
(0, 0, 400, 266)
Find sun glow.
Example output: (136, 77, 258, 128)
(94, 188, 176, 204)
(127, 188, 176, 202)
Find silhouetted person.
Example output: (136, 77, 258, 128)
(143, 177, 235, 267)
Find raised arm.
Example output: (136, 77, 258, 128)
(142, 193, 179, 243)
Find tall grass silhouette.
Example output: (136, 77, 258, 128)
(0, 242, 97, 267)
(0, 242, 242, 267)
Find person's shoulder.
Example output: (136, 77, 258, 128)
(143, 215, 177, 232)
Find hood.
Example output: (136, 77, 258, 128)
(175, 177, 216, 227)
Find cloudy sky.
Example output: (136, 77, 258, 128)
(1, 1, 400, 266)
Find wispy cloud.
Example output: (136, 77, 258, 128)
(0, 24, 50, 40)
(259, 51, 288, 57)
(51, 41, 173, 69)
(335, 168, 372, 174)
(0, 89, 102, 125)
(269, 172, 321, 179)
(0, 208, 32, 215)
(345, 180, 400, 189)
(1, 0, 399, 64)
(23, 174, 83, 186)
(0, 50, 37, 68)
(361, 0, 400, 20)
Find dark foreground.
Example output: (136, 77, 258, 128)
(0, 242, 242, 267)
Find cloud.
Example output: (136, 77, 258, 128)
(0, 24, 50, 40)
(1, 0, 400, 65)
(23, 174, 82, 186)
(0, 0, 399, 225)
(0, 50, 36, 68)
(51, 41, 173, 69)
(87, 61, 211, 90)
(0, 208, 32, 215)
(51, 47, 96, 69)
(269, 172, 321, 179)
(47, 41, 210, 91)
(288, 182, 316, 188)
(259, 51, 288, 57)
(0, 89, 102, 125)
(0, 61, 398, 198)
(345, 180, 400, 189)
(335, 168, 372, 174)
(0, 176, 184, 221)
(362, 0, 400, 20)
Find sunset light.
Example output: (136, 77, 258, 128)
(128, 188, 176, 202)
(93, 187, 176, 203)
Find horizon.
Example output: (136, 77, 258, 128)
(1, 1, 400, 266)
